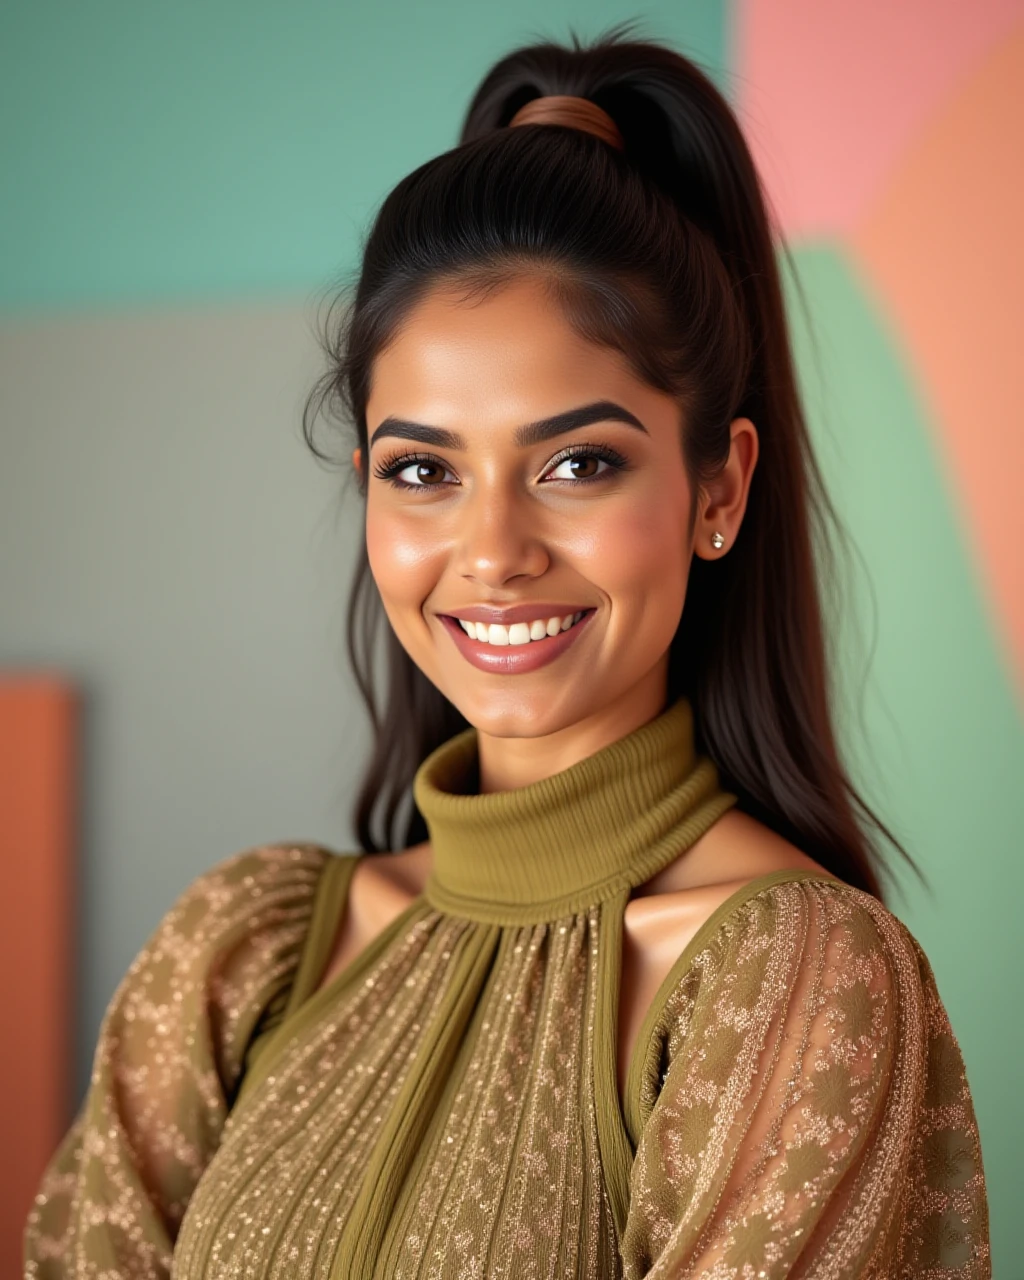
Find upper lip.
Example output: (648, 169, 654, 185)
(438, 603, 592, 625)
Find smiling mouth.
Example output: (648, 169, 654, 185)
(446, 610, 591, 647)
(437, 607, 596, 674)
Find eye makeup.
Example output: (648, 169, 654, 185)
(371, 441, 631, 493)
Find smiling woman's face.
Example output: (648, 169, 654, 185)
(363, 274, 743, 751)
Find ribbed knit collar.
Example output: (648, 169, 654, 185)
(412, 695, 738, 924)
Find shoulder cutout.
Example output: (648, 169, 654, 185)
(313, 841, 432, 997)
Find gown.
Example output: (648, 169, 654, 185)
(24, 695, 990, 1277)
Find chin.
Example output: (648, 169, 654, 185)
(446, 686, 585, 739)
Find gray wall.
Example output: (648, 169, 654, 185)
(1, 300, 371, 1098)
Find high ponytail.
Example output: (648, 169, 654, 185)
(303, 21, 915, 897)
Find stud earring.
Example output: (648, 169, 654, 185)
(710, 531, 726, 550)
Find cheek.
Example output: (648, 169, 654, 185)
(576, 498, 692, 665)
(577, 499, 689, 597)
(365, 507, 444, 607)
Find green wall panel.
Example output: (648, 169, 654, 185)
(0, 0, 725, 312)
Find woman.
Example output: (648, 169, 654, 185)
(25, 27, 989, 1279)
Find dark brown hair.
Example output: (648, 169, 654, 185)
(303, 22, 915, 897)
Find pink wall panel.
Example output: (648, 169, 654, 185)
(735, 0, 1022, 236)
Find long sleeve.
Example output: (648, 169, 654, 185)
(24, 842, 329, 1280)
(620, 877, 989, 1279)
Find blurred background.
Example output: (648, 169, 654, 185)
(1, 0, 1021, 1269)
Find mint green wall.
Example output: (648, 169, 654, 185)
(0, 1, 723, 311)
(1, 2, 1017, 1268)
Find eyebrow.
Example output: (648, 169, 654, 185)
(367, 399, 648, 451)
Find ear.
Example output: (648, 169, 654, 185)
(693, 418, 759, 560)
(352, 446, 363, 481)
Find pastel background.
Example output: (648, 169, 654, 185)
(1, 0, 1021, 1269)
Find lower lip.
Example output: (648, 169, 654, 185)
(438, 610, 595, 674)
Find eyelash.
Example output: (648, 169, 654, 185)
(371, 442, 630, 492)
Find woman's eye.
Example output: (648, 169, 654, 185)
(373, 443, 626, 492)
(545, 453, 610, 483)
(394, 460, 451, 487)
(543, 445, 627, 484)
(372, 453, 456, 490)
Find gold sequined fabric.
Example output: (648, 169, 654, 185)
(24, 697, 989, 1277)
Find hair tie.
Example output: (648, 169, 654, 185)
(508, 95, 625, 152)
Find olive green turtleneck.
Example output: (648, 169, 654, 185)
(416, 694, 738, 923)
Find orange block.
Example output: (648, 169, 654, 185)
(0, 675, 76, 1272)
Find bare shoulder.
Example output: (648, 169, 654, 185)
(315, 841, 433, 995)
(342, 839, 434, 937)
(624, 808, 835, 960)
(632, 807, 830, 902)
(351, 840, 434, 898)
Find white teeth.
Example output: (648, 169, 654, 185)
(457, 611, 588, 647)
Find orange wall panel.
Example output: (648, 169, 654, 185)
(0, 676, 76, 1272)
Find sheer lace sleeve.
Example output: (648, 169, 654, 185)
(24, 842, 329, 1279)
(620, 877, 990, 1279)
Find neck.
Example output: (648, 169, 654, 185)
(474, 666, 671, 793)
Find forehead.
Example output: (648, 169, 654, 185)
(366, 276, 639, 427)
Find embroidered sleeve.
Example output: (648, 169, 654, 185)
(24, 842, 328, 1279)
(620, 879, 990, 1279)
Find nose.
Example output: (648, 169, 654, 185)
(452, 481, 550, 588)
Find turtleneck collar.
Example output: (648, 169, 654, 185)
(412, 695, 738, 924)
